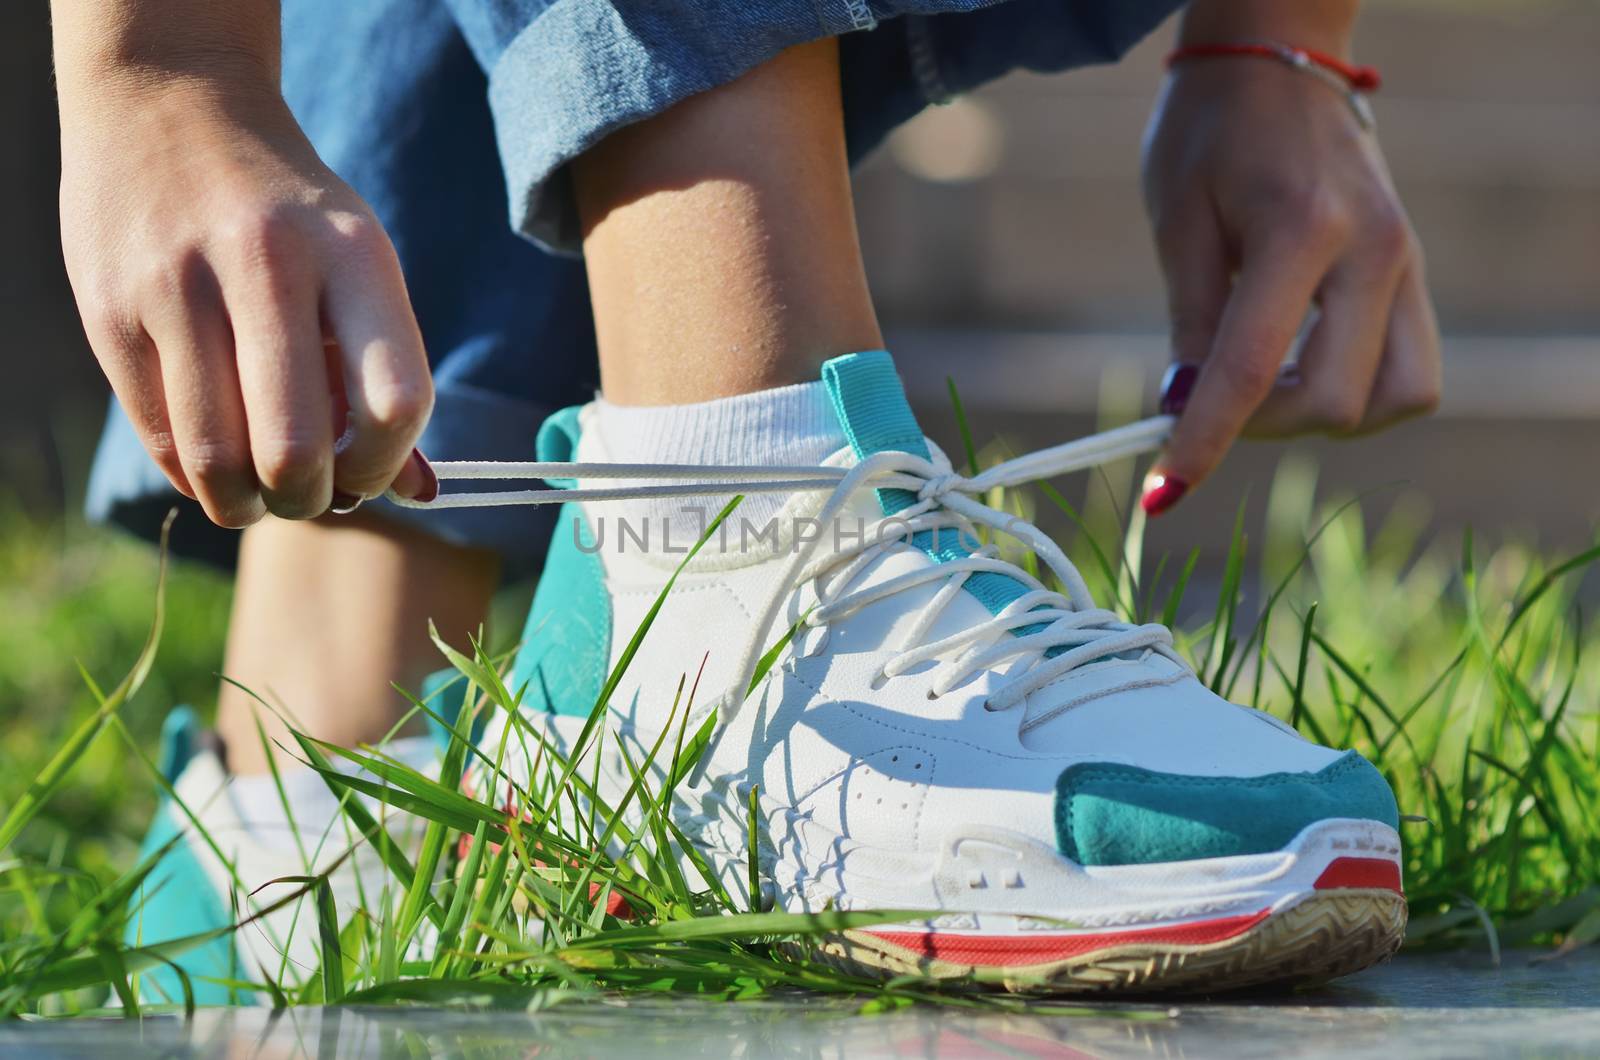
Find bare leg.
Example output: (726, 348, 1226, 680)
(215, 513, 499, 775)
(574, 39, 881, 406)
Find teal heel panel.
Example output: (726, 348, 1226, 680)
(509, 502, 612, 717)
(124, 804, 243, 1006)
(820, 351, 1043, 635)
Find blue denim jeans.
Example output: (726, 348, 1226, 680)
(87, 0, 1185, 571)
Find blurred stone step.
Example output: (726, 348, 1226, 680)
(892, 330, 1600, 420)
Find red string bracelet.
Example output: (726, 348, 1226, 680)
(1165, 41, 1382, 129)
(1167, 42, 1381, 90)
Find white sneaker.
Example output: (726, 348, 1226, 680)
(126, 708, 433, 1004)
(465, 351, 1404, 993)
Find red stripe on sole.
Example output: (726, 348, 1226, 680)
(863, 909, 1270, 968)
(1314, 856, 1403, 894)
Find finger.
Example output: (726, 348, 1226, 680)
(1356, 258, 1442, 433)
(82, 312, 195, 499)
(146, 262, 264, 528)
(1155, 193, 1233, 377)
(1245, 249, 1404, 439)
(389, 448, 439, 504)
(224, 259, 335, 519)
(1144, 233, 1331, 515)
(321, 228, 433, 499)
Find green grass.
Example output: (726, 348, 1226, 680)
(0, 504, 231, 886)
(1, 434, 1598, 1016)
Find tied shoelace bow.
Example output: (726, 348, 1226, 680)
(388, 415, 1184, 718)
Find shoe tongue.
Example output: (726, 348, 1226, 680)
(820, 350, 1049, 636)
(817, 352, 1147, 707)
(820, 350, 929, 515)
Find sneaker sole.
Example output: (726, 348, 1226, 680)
(794, 886, 1405, 994)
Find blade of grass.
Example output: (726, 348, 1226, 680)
(0, 511, 175, 853)
(285, 730, 442, 929)
(1205, 502, 1248, 689)
(560, 907, 938, 950)
(1161, 547, 1200, 630)
(746, 784, 763, 914)
(1289, 602, 1318, 731)
(946, 376, 980, 477)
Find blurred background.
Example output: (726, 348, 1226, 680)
(0, 1, 1596, 865)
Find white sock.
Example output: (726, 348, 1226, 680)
(588, 381, 846, 534)
(227, 735, 437, 856)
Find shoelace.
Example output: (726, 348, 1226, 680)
(388, 415, 1182, 717)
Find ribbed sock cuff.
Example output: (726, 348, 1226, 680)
(589, 381, 847, 529)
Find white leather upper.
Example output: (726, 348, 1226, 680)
(562, 418, 1344, 869)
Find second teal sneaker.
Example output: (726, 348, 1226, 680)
(124, 708, 432, 1006)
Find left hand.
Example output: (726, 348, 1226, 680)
(1139, 48, 1442, 515)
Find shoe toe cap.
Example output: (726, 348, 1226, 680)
(1054, 750, 1399, 867)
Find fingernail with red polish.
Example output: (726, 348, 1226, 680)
(1141, 472, 1189, 517)
(411, 448, 439, 503)
(390, 448, 439, 503)
(1159, 363, 1199, 416)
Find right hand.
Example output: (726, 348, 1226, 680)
(58, 79, 436, 526)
